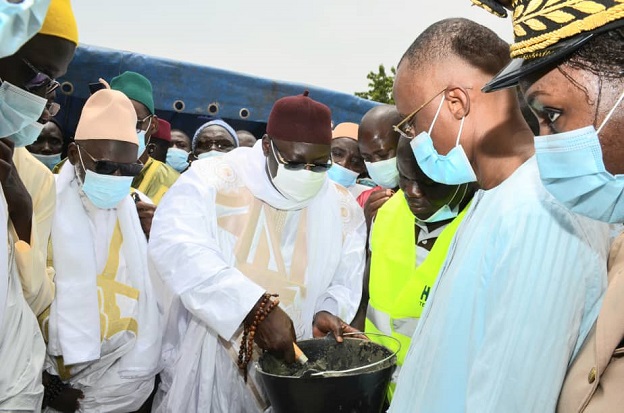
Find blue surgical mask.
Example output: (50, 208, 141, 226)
(534, 90, 624, 224)
(365, 157, 399, 189)
(198, 150, 224, 160)
(328, 163, 359, 188)
(9, 119, 44, 147)
(410, 95, 477, 185)
(137, 130, 147, 157)
(77, 150, 133, 209)
(0, 80, 46, 141)
(166, 147, 189, 172)
(415, 184, 468, 223)
(0, 0, 50, 58)
(32, 152, 61, 171)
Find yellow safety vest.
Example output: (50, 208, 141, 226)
(365, 189, 468, 399)
(132, 157, 180, 205)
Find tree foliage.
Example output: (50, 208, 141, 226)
(355, 64, 396, 104)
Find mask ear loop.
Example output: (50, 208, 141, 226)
(455, 116, 466, 147)
(428, 94, 447, 135)
(75, 146, 87, 185)
(447, 182, 469, 213)
(598, 89, 624, 134)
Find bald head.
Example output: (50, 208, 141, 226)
(394, 18, 533, 189)
(398, 18, 510, 76)
(358, 105, 402, 163)
(236, 130, 257, 148)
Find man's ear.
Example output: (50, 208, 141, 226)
(67, 142, 78, 165)
(261, 135, 270, 156)
(148, 115, 159, 137)
(445, 87, 471, 120)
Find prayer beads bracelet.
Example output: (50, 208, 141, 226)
(238, 292, 280, 382)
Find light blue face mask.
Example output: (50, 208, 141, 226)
(534, 89, 624, 224)
(328, 162, 359, 188)
(0, 80, 46, 143)
(9, 118, 44, 147)
(78, 151, 133, 209)
(415, 183, 468, 223)
(198, 150, 224, 160)
(137, 129, 147, 157)
(32, 152, 61, 171)
(166, 147, 189, 172)
(410, 95, 477, 185)
(0, 0, 50, 59)
(365, 157, 399, 189)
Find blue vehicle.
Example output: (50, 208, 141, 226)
(54, 44, 379, 144)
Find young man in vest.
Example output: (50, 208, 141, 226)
(353, 136, 474, 399)
(110, 71, 179, 205)
(40, 89, 162, 412)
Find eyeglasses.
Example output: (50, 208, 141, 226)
(393, 89, 447, 139)
(136, 114, 152, 132)
(198, 140, 235, 151)
(46, 101, 60, 117)
(270, 139, 332, 172)
(77, 145, 144, 176)
(22, 58, 59, 95)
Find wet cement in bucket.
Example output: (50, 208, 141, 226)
(259, 338, 395, 377)
(257, 338, 397, 413)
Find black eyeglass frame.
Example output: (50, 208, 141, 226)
(21, 58, 60, 95)
(77, 144, 144, 177)
(270, 139, 332, 173)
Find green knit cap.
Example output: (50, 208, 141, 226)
(110, 71, 155, 115)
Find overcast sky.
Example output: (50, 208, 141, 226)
(72, 0, 513, 95)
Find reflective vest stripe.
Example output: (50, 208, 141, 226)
(366, 305, 419, 338)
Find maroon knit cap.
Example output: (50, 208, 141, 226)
(266, 91, 332, 145)
(152, 119, 172, 142)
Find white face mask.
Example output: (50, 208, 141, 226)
(268, 140, 327, 202)
(197, 150, 224, 160)
(365, 157, 400, 189)
(271, 164, 327, 202)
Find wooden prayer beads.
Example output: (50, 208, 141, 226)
(238, 293, 280, 382)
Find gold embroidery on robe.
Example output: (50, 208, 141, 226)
(97, 222, 139, 340)
(39, 221, 139, 379)
(215, 188, 308, 308)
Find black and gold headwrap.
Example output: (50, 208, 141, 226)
(471, 0, 624, 91)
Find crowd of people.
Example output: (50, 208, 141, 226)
(1, 0, 623, 412)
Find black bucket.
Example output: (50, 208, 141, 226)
(256, 336, 397, 413)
